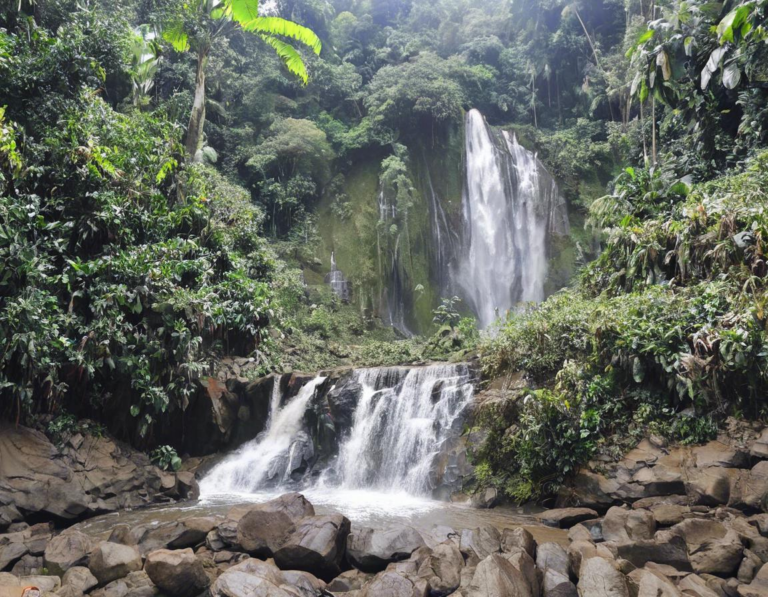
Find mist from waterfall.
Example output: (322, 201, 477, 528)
(456, 109, 568, 328)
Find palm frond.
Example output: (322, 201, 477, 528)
(227, 0, 260, 24)
(245, 17, 321, 54)
(163, 21, 189, 52)
(260, 35, 309, 84)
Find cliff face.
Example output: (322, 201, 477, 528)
(314, 115, 581, 335)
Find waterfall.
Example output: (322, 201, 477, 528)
(199, 364, 475, 500)
(332, 364, 473, 495)
(456, 109, 568, 328)
(200, 376, 326, 494)
(325, 252, 351, 302)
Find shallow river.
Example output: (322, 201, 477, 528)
(74, 488, 567, 545)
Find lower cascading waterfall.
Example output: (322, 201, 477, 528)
(331, 364, 473, 494)
(199, 363, 474, 499)
(199, 376, 326, 495)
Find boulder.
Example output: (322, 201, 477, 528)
(750, 429, 768, 460)
(359, 570, 428, 597)
(536, 508, 599, 529)
(626, 568, 682, 597)
(44, 531, 94, 576)
(228, 492, 315, 524)
(90, 570, 158, 597)
(0, 505, 22, 533)
(211, 557, 325, 597)
(459, 527, 501, 566)
(504, 550, 540, 597)
(670, 519, 744, 576)
(615, 534, 691, 571)
(567, 540, 615, 577)
(415, 542, 464, 596)
(602, 506, 656, 543)
(740, 549, 765, 583)
(501, 527, 536, 558)
(62, 566, 99, 593)
(0, 424, 180, 522)
(273, 514, 350, 582)
(347, 526, 426, 573)
(649, 504, 689, 527)
(10, 554, 43, 576)
(470, 488, 499, 509)
(678, 574, 724, 597)
(537, 542, 577, 597)
(144, 548, 210, 597)
(327, 569, 373, 592)
(88, 542, 142, 585)
(577, 557, 629, 597)
(740, 563, 768, 597)
(19, 574, 60, 593)
(0, 535, 27, 571)
(236, 509, 295, 558)
(108, 524, 138, 547)
(465, 553, 533, 597)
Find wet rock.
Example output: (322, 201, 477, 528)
(237, 509, 295, 558)
(228, 492, 315, 524)
(347, 526, 426, 573)
(577, 557, 629, 597)
(144, 548, 210, 597)
(44, 531, 94, 576)
(273, 514, 350, 582)
(62, 566, 99, 593)
(20, 574, 60, 593)
(536, 508, 599, 529)
(88, 542, 142, 585)
(107, 525, 137, 547)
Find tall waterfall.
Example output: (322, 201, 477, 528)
(331, 364, 473, 494)
(456, 109, 568, 328)
(199, 364, 474, 499)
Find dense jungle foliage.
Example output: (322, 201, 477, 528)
(1, 0, 768, 502)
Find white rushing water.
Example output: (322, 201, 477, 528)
(456, 109, 568, 328)
(199, 364, 474, 518)
(331, 364, 473, 494)
(199, 376, 326, 495)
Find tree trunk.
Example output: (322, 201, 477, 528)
(651, 95, 657, 165)
(185, 47, 209, 161)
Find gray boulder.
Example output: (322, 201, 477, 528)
(62, 566, 99, 593)
(459, 527, 501, 566)
(416, 542, 464, 596)
(537, 542, 577, 597)
(347, 526, 426, 573)
(536, 508, 599, 529)
(237, 509, 295, 558)
(210, 558, 325, 597)
(359, 570, 429, 597)
(273, 514, 350, 582)
(615, 533, 691, 571)
(144, 548, 210, 597)
(501, 528, 536, 558)
(465, 553, 533, 597)
(88, 542, 142, 585)
(577, 557, 629, 597)
(44, 531, 94, 576)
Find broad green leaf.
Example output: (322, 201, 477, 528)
(639, 78, 649, 102)
(243, 17, 321, 54)
(638, 29, 654, 43)
(261, 35, 309, 84)
(722, 61, 742, 89)
(684, 36, 694, 56)
(228, 0, 260, 24)
(163, 21, 189, 52)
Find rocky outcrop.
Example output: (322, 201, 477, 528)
(347, 526, 426, 572)
(273, 514, 351, 581)
(0, 424, 196, 524)
(144, 548, 210, 596)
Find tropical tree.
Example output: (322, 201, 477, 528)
(129, 25, 161, 108)
(163, 0, 322, 159)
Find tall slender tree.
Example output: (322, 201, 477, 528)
(164, 0, 321, 160)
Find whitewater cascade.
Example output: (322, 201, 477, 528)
(331, 363, 473, 494)
(199, 363, 474, 498)
(200, 376, 326, 494)
(325, 252, 351, 303)
(456, 109, 569, 328)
